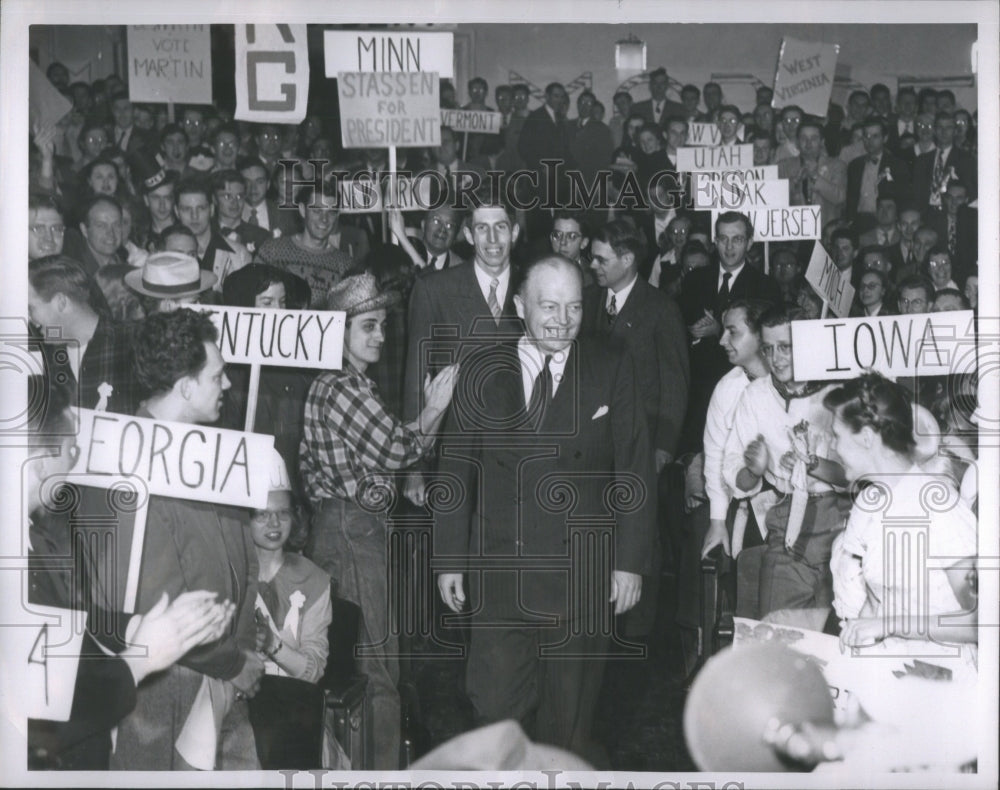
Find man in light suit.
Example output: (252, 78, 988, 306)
(435, 255, 656, 765)
(633, 67, 687, 130)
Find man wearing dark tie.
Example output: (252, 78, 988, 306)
(435, 255, 656, 765)
(911, 111, 977, 211)
(633, 67, 687, 130)
(408, 205, 465, 272)
(678, 211, 781, 455)
(886, 86, 918, 154)
(583, 220, 689, 636)
(845, 118, 911, 223)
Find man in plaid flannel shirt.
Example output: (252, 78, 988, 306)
(299, 272, 458, 770)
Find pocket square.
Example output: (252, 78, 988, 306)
(591, 405, 609, 420)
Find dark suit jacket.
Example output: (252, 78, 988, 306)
(517, 105, 572, 172)
(911, 146, 977, 209)
(409, 237, 466, 272)
(582, 279, 689, 456)
(434, 338, 657, 621)
(633, 97, 688, 128)
(846, 152, 912, 220)
(403, 261, 523, 421)
(926, 206, 978, 285)
(569, 118, 614, 185)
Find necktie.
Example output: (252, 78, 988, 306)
(931, 150, 945, 206)
(948, 216, 958, 258)
(906, 245, 915, 266)
(607, 293, 618, 324)
(878, 229, 887, 246)
(718, 271, 732, 314)
(248, 206, 259, 227)
(655, 101, 663, 119)
(487, 277, 502, 323)
(528, 354, 553, 429)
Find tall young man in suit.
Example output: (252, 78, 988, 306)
(846, 118, 911, 223)
(633, 67, 687, 129)
(435, 256, 656, 765)
(403, 201, 524, 504)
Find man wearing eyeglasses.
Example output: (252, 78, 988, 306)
(412, 204, 465, 271)
(896, 274, 935, 315)
(549, 210, 594, 286)
(211, 169, 271, 254)
(723, 303, 849, 620)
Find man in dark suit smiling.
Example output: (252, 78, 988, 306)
(434, 256, 656, 764)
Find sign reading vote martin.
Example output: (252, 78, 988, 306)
(235, 24, 309, 124)
(69, 410, 274, 508)
(198, 305, 345, 368)
(790, 311, 976, 380)
(127, 25, 212, 104)
(338, 72, 441, 148)
(324, 31, 454, 78)
(772, 37, 839, 117)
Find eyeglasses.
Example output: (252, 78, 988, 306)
(550, 231, 582, 243)
(429, 216, 456, 231)
(216, 192, 244, 202)
(251, 509, 293, 526)
(30, 224, 66, 237)
(898, 296, 927, 309)
(761, 342, 792, 357)
(860, 281, 883, 290)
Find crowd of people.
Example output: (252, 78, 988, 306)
(23, 51, 981, 774)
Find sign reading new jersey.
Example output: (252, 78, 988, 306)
(324, 31, 454, 78)
(712, 206, 822, 242)
(235, 24, 309, 124)
(69, 410, 274, 508)
(772, 37, 839, 117)
(127, 25, 212, 104)
(790, 311, 976, 380)
(337, 72, 441, 148)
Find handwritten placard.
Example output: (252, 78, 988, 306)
(0, 605, 86, 721)
(440, 109, 503, 134)
(692, 175, 790, 210)
(675, 144, 753, 173)
(693, 165, 779, 182)
(711, 205, 822, 242)
(324, 30, 454, 78)
(69, 410, 274, 508)
(789, 311, 976, 380)
(337, 71, 441, 149)
(197, 306, 345, 369)
(687, 122, 747, 147)
(772, 37, 839, 117)
(234, 24, 309, 124)
(127, 25, 212, 104)
(804, 242, 855, 317)
(336, 175, 434, 214)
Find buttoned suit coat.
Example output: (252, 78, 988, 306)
(434, 337, 656, 622)
(582, 279, 689, 456)
(845, 152, 912, 220)
(403, 261, 523, 422)
(911, 146, 977, 209)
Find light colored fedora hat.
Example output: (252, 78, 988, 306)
(325, 272, 399, 316)
(124, 251, 217, 299)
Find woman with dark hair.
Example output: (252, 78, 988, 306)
(824, 372, 978, 652)
(219, 263, 315, 497)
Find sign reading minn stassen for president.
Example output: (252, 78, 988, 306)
(790, 311, 976, 380)
(337, 72, 441, 148)
(127, 25, 212, 104)
(69, 410, 274, 508)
